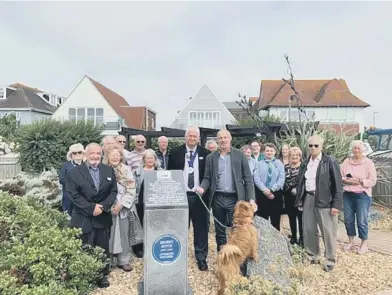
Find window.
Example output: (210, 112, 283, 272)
(213, 112, 221, 128)
(329, 108, 347, 121)
(87, 108, 95, 122)
(279, 110, 288, 120)
(346, 109, 355, 121)
(96, 108, 104, 125)
(189, 112, 197, 126)
(68, 108, 103, 125)
(68, 108, 76, 121)
(77, 108, 85, 122)
(151, 117, 155, 130)
(0, 89, 4, 99)
(188, 111, 221, 128)
(205, 112, 213, 128)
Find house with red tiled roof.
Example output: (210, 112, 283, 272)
(51, 76, 156, 135)
(256, 78, 370, 134)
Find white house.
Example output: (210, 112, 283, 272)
(169, 85, 237, 130)
(52, 75, 157, 135)
(256, 79, 370, 134)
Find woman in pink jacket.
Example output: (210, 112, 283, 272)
(341, 140, 377, 254)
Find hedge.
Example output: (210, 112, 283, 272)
(16, 120, 103, 174)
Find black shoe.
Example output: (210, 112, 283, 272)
(197, 260, 208, 271)
(290, 237, 298, 245)
(97, 276, 110, 288)
(324, 264, 334, 272)
(298, 238, 304, 248)
(135, 250, 143, 258)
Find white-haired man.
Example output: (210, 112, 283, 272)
(116, 135, 132, 164)
(126, 134, 146, 172)
(156, 135, 170, 169)
(196, 129, 257, 254)
(295, 135, 343, 272)
(102, 135, 116, 157)
(167, 126, 210, 271)
(65, 143, 118, 288)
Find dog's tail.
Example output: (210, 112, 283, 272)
(217, 244, 245, 266)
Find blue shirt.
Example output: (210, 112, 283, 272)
(88, 164, 100, 192)
(216, 152, 236, 193)
(248, 157, 257, 175)
(254, 159, 285, 192)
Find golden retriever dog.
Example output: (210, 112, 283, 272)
(216, 201, 259, 295)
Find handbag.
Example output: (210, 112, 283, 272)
(129, 208, 143, 246)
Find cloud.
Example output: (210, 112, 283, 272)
(0, 1, 391, 128)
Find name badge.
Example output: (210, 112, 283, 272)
(107, 177, 112, 181)
(199, 157, 204, 160)
(188, 167, 194, 174)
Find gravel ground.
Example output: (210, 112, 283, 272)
(91, 220, 392, 295)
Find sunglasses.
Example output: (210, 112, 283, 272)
(308, 144, 319, 148)
(72, 151, 83, 155)
(136, 141, 145, 143)
(118, 141, 126, 143)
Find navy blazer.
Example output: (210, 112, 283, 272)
(65, 162, 118, 233)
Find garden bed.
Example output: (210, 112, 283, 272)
(91, 225, 392, 295)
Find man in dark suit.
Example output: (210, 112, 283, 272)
(65, 143, 117, 288)
(196, 129, 257, 252)
(167, 126, 210, 271)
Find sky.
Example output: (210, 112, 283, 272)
(0, 1, 391, 129)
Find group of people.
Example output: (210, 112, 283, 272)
(59, 126, 377, 288)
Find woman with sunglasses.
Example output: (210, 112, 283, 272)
(59, 143, 85, 216)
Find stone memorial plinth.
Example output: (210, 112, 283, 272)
(138, 170, 192, 295)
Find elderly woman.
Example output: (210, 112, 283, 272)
(131, 149, 161, 258)
(59, 143, 84, 216)
(103, 144, 138, 272)
(254, 143, 285, 231)
(241, 144, 257, 175)
(341, 140, 377, 254)
(283, 147, 303, 245)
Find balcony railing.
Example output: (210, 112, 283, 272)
(53, 116, 125, 130)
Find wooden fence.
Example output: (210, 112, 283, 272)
(0, 153, 21, 180)
(372, 157, 392, 207)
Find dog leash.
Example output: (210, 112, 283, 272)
(194, 192, 233, 230)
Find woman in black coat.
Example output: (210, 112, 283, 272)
(59, 143, 84, 216)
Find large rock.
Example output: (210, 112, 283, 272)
(247, 216, 293, 287)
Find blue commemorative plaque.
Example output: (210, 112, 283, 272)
(152, 234, 181, 265)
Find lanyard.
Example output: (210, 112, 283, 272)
(187, 150, 197, 168)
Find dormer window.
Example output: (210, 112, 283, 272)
(42, 94, 50, 102)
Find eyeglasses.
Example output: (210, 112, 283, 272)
(308, 144, 319, 148)
(137, 141, 145, 144)
(72, 151, 83, 155)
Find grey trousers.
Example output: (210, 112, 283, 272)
(303, 193, 338, 263)
(117, 217, 132, 266)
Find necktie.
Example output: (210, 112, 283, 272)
(188, 150, 195, 189)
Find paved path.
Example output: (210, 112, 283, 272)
(281, 215, 392, 255)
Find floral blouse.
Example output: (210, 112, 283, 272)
(283, 164, 301, 193)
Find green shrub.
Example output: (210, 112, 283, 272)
(0, 113, 20, 140)
(16, 120, 103, 173)
(0, 193, 105, 295)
